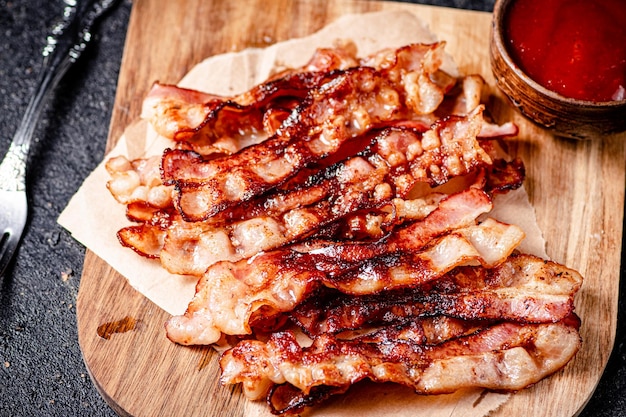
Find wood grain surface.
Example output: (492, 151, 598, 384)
(76, 0, 626, 416)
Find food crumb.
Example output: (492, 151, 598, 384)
(61, 269, 74, 282)
(4, 361, 9, 368)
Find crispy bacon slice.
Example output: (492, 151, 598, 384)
(164, 190, 524, 346)
(142, 74, 327, 156)
(115, 148, 521, 274)
(117, 190, 446, 275)
(141, 42, 361, 150)
(226, 315, 488, 402)
(220, 317, 581, 412)
(296, 187, 493, 266)
(292, 253, 583, 335)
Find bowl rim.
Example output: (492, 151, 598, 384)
(491, 0, 626, 108)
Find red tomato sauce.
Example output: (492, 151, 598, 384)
(504, 0, 626, 102)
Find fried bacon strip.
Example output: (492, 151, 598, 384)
(164, 189, 525, 345)
(116, 189, 448, 274)
(295, 187, 493, 267)
(141, 42, 362, 153)
(226, 315, 488, 402)
(291, 253, 583, 335)
(141, 75, 325, 156)
(161, 43, 452, 220)
(220, 317, 581, 412)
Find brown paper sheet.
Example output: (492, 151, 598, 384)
(59, 10, 550, 416)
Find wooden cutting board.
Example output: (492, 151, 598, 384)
(76, 0, 626, 416)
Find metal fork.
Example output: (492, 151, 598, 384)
(0, 0, 121, 278)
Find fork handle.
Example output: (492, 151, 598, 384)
(0, 0, 120, 191)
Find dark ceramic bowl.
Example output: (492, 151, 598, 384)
(490, 0, 626, 139)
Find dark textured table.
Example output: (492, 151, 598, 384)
(0, 1, 624, 416)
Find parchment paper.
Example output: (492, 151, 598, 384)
(59, 10, 549, 417)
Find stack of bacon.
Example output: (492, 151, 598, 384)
(105, 41, 582, 415)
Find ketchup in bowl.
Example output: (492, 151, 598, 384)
(504, 0, 626, 103)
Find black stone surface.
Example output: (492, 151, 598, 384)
(0, 1, 624, 416)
